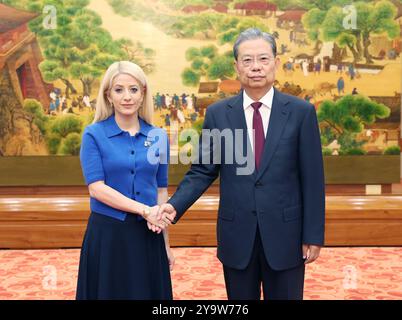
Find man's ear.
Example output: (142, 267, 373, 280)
(234, 60, 240, 77)
(274, 56, 281, 70)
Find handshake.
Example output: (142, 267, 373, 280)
(143, 203, 177, 233)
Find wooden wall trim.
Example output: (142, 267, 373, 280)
(0, 156, 399, 186)
(1, 195, 402, 248)
(0, 183, 398, 196)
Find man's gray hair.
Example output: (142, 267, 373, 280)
(233, 28, 277, 60)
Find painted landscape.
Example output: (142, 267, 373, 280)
(0, 0, 401, 160)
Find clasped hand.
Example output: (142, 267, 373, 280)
(144, 204, 177, 234)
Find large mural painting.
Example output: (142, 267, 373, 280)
(0, 0, 401, 182)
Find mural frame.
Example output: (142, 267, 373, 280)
(1, 0, 401, 187)
(0, 155, 399, 186)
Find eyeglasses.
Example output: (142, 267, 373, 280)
(239, 55, 275, 67)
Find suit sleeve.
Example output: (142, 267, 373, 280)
(299, 104, 326, 246)
(168, 107, 220, 222)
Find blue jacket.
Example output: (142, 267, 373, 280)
(80, 115, 169, 221)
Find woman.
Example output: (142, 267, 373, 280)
(76, 61, 174, 300)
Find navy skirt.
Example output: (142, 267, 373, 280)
(76, 212, 172, 300)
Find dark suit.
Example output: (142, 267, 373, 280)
(169, 88, 325, 299)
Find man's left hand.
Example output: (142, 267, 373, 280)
(302, 244, 322, 264)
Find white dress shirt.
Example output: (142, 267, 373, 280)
(243, 87, 274, 152)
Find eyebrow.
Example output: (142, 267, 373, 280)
(112, 84, 140, 87)
(241, 54, 272, 58)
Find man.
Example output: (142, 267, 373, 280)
(337, 77, 345, 95)
(158, 28, 325, 300)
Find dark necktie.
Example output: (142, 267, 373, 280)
(251, 102, 265, 170)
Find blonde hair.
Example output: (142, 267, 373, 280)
(93, 61, 153, 124)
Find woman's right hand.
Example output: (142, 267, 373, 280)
(144, 206, 164, 233)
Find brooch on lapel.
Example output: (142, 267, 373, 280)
(144, 137, 155, 147)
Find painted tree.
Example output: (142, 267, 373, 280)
(303, 0, 399, 63)
(70, 45, 111, 96)
(117, 39, 155, 73)
(299, 0, 352, 10)
(27, 1, 101, 96)
(169, 13, 223, 39)
(384, 146, 401, 155)
(23, 99, 49, 135)
(49, 7, 121, 96)
(317, 95, 390, 154)
(301, 8, 327, 56)
(61, 132, 81, 155)
(35, 5, 80, 97)
(182, 46, 235, 87)
(49, 114, 82, 138)
(45, 114, 83, 155)
(66, 6, 155, 89)
(218, 18, 269, 45)
(356, 0, 400, 63)
(231, 0, 306, 11)
(0, 0, 40, 9)
(207, 52, 235, 81)
(268, 0, 306, 10)
(21, 100, 85, 155)
(302, 1, 359, 60)
(160, 0, 213, 10)
(5, 0, 154, 97)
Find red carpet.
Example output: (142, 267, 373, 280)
(0, 247, 401, 300)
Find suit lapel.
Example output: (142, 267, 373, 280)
(256, 88, 291, 180)
(226, 92, 256, 178)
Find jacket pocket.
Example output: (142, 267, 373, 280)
(218, 207, 234, 221)
(283, 205, 302, 222)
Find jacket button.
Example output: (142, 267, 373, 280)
(255, 181, 262, 187)
(136, 191, 140, 195)
(131, 170, 134, 175)
(252, 210, 257, 216)
(131, 151, 134, 155)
